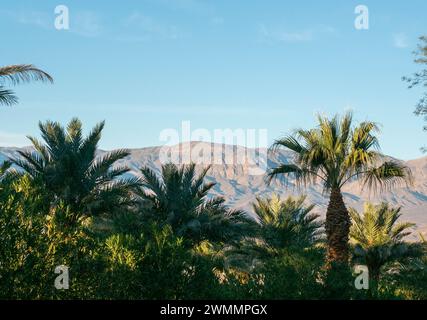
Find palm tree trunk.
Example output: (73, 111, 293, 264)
(325, 188, 350, 263)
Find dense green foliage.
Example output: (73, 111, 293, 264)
(0, 118, 426, 300)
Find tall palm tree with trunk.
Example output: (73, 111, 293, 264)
(0, 64, 53, 106)
(12, 118, 137, 220)
(268, 112, 412, 264)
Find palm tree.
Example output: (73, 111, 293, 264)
(349, 203, 424, 287)
(12, 118, 137, 219)
(253, 194, 323, 252)
(268, 112, 411, 264)
(222, 195, 323, 274)
(137, 163, 251, 245)
(0, 64, 53, 106)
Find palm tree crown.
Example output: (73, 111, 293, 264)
(268, 112, 410, 192)
(12, 118, 136, 217)
(0, 64, 53, 106)
(253, 194, 323, 251)
(137, 163, 250, 245)
(222, 195, 322, 273)
(268, 112, 412, 263)
(350, 203, 424, 283)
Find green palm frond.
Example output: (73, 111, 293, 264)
(80, 121, 105, 160)
(271, 135, 307, 154)
(0, 86, 18, 106)
(350, 203, 423, 280)
(0, 64, 53, 85)
(86, 149, 130, 180)
(339, 111, 353, 146)
(362, 161, 413, 192)
(15, 150, 46, 174)
(66, 118, 83, 151)
(0, 161, 12, 182)
(139, 166, 165, 199)
(267, 164, 314, 185)
(0, 64, 52, 106)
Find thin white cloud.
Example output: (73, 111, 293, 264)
(258, 24, 337, 43)
(393, 33, 409, 48)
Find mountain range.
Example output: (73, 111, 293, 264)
(1, 142, 426, 238)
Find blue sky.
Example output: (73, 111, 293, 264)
(0, 0, 426, 159)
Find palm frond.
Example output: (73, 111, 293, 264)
(80, 121, 105, 162)
(270, 135, 307, 154)
(87, 149, 130, 180)
(0, 86, 18, 106)
(67, 118, 83, 150)
(362, 161, 413, 193)
(139, 166, 165, 199)
(14, 150, 46, 173)
(0, 160, 12, 181)
(266, 163, 320, 187)
(0, 64, 53, 85)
